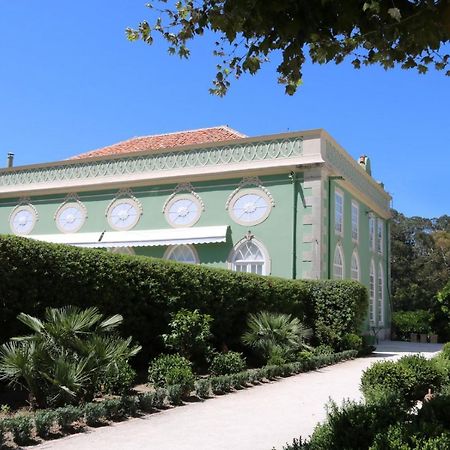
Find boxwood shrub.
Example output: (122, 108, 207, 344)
(0, 236, 367, 360)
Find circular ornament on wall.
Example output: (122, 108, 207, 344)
(164, 194, 202, 228)
(55, 202, 86, 233)
(10, 204, 37, 235)
(228, 188, 272, 226)
(107, 198, 141, 231)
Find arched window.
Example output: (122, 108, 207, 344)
(369, 260, 376, 324)
(333, 245, 344, 279)
(229, 239, 270, 275)
(108, 247, 135, 255)
(351, 251, 360, 281)
(164, 245, 198, 264)
(377, 263, 384, 325)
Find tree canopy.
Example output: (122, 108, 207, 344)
(127, 0, 450, 95)
(391, 209, 450, 311)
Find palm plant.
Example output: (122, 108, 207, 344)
(0, 306, 141, 408)
(242, 311, 312, 361)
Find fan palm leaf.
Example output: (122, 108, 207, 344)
(242, 311, 312, 357)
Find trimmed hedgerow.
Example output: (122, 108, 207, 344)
(304, 280, 368, 350)
(0, 236, 367, 359)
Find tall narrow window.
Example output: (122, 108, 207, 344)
(377, 263, 384, 325)
(351, 251, 360, 281)
(335, 190, 343, 235)
(351, 201, 359, 241)
(369, 216, 376, 251)
(377, 219, 384, 254)
(369, 260, 376, 324)
(230, 239, 269, 275)
(164, 245, 198, 264)
(333, 245, 344, 279)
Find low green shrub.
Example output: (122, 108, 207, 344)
(55, 405, 82, 431)
(103, 398, 125, 421)
(148, 354, 195, 395)
(194, 379, 211, 398)
(441, 342, 450, 360)
(83, 402, 107, 427)
(267, 346, 289, 366)
(2, 415, 34, 446)
(312, 345, 334, 356)
(162, 309, 213, 366)
(209, 351, 246, 375)
(138, 389, 167, 411)
(340, 334, 363, 352)
(166, 384, 184, 405)
(99, 358, 136, 396)
(360, 360, 416, 404)
(306, 395, 407, 450)
(229, 372, 248, 389)
(210, 375, 232, 394)
(34, 409, 59, 438)
(397, 354, 444, 400)
(247, 369, 259, 384)
(119, 395, 140, 417)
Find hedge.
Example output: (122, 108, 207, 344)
(0, 351, 357, 447)
(0, 236, 367, 361)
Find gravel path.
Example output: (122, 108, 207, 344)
(35, 342, 442, 450)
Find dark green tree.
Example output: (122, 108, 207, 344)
(391, 210, 450, 312)
(127, 0, 450, 95)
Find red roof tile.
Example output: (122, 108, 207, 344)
(70, 126, 246, 159)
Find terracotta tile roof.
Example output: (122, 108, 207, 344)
(70, 126, 246, 159)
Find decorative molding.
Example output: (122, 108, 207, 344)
(9, 197, 39, 222)
(225, 176, 275, 210)
(53, 193, 87, 221)
(9, 198, 39, 235)
(162, 182, 205, 212)
(325, 141, 390, 212)
(105, 189, 143, 217)
(0, 138, 303, 189)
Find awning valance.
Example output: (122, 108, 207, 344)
(28, 226, 228, 248)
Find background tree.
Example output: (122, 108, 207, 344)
(390, 209, 450, 339)
(127, 0, 450, 95)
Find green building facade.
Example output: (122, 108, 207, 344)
(0, 128, 392, 337)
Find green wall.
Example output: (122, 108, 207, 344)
(328, 180, 390, 330)
(0, 173, 309, 279)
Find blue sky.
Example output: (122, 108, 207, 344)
(1, 1, 449, 218)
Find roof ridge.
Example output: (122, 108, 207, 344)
(97, 125, 246, 148)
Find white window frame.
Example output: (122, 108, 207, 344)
(351, 201, 359, 242)
(228, 238, 271, 275)
(369, 260, 376, 325)
(377, 263, 384, 325)
(228, 188, 273, 226)
(164, 193, 202, 228)
(369, 215, 376, 252)
(350, 250, 360, 281)
(333, 244, 345, 279)
(334, 190, 344, 236)
(377, 219, 384, 254)
(164, 244, 199, 264)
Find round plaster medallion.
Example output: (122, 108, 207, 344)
(10, 205, 37, 235)
(164, 194, 202, 228)
(107, 198, 141, 231)
(55, 202, 86, 233)
(228, 188, 272, 226)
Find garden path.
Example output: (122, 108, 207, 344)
(35, 341, 442, 450)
